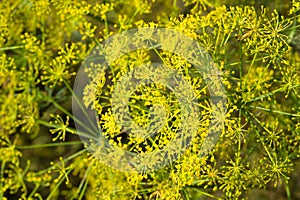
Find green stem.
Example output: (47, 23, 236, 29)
(78, 174, 89, 200)
(46, 169, 72, 200)
(173, 0, 177, 7)
(182, 188, 190, 200)
(250, 62, 271, 92)
(153, 45, 167, 65)
(243, 51, 257, 90)
(71, 159, 94, 200)
(285, 178, 291, 200)
(40, 91, 98, 138)
(227, 56, 267, 66)
(187, 187, 221, 199)
(239, 30, 243, 90)
(64, 149, 88, 163)
(0, 161, 5, 200)
(0, 45, 24, 51)
(63, 79, 99, 135)
(247, 112, 275, 164)
(238, 29, 243, 155)
(28, 183, 40, 198)
(104, 18, 109, 38)
(127, 9, 140, 29)
(246, 84, 299, 103)
(249, 105, 300, 117)
(286, 24, 300, 31)
(41, 16, 45, 50)
(36, 119, 95, 140)
(16, 141, 82, 149)
(222, 31, 232, 46)
(36, 149, 87, 176)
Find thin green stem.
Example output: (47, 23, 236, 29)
(16, 141, 82, 149)
(187, 187, 222, 199)
(128, 9, 140, 29)
(227, 56, 267, 66)
(247, 111, 275, 164)
(71, 159, 94, 200)
(36, 119, 94, 140)
(104, 18, 109, 38)
(222, 31, 232, 46)
(40, 91, 98, 137)
(0, 45, 24, 51)
(249, 105, 300, 117)
(153, 48, 166, 65)
(243, 51, 257, 90)
(78, 174, 89, 200)
(239, 32, 243, 90)
(182, 188, 190, 200)
(246, 84, 299, 103)
(0, 161, 5, 200)
(238, 30, 243, 156)
(28, 183, 40, 198)
(288, 16, 297, 43)
(46, 169, 72, 200)
(63, 79, 99, 135)
(36, 149, 87, 176)
(64, 149, 88, 163)
(173, 0, 177, 7)
(285, 178, 291, 200)
(41, 16, 45, 50)
(250, 62, 271, 92)
(286, 24, 300, 31)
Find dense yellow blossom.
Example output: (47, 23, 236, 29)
(0, 0, 299, 199)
